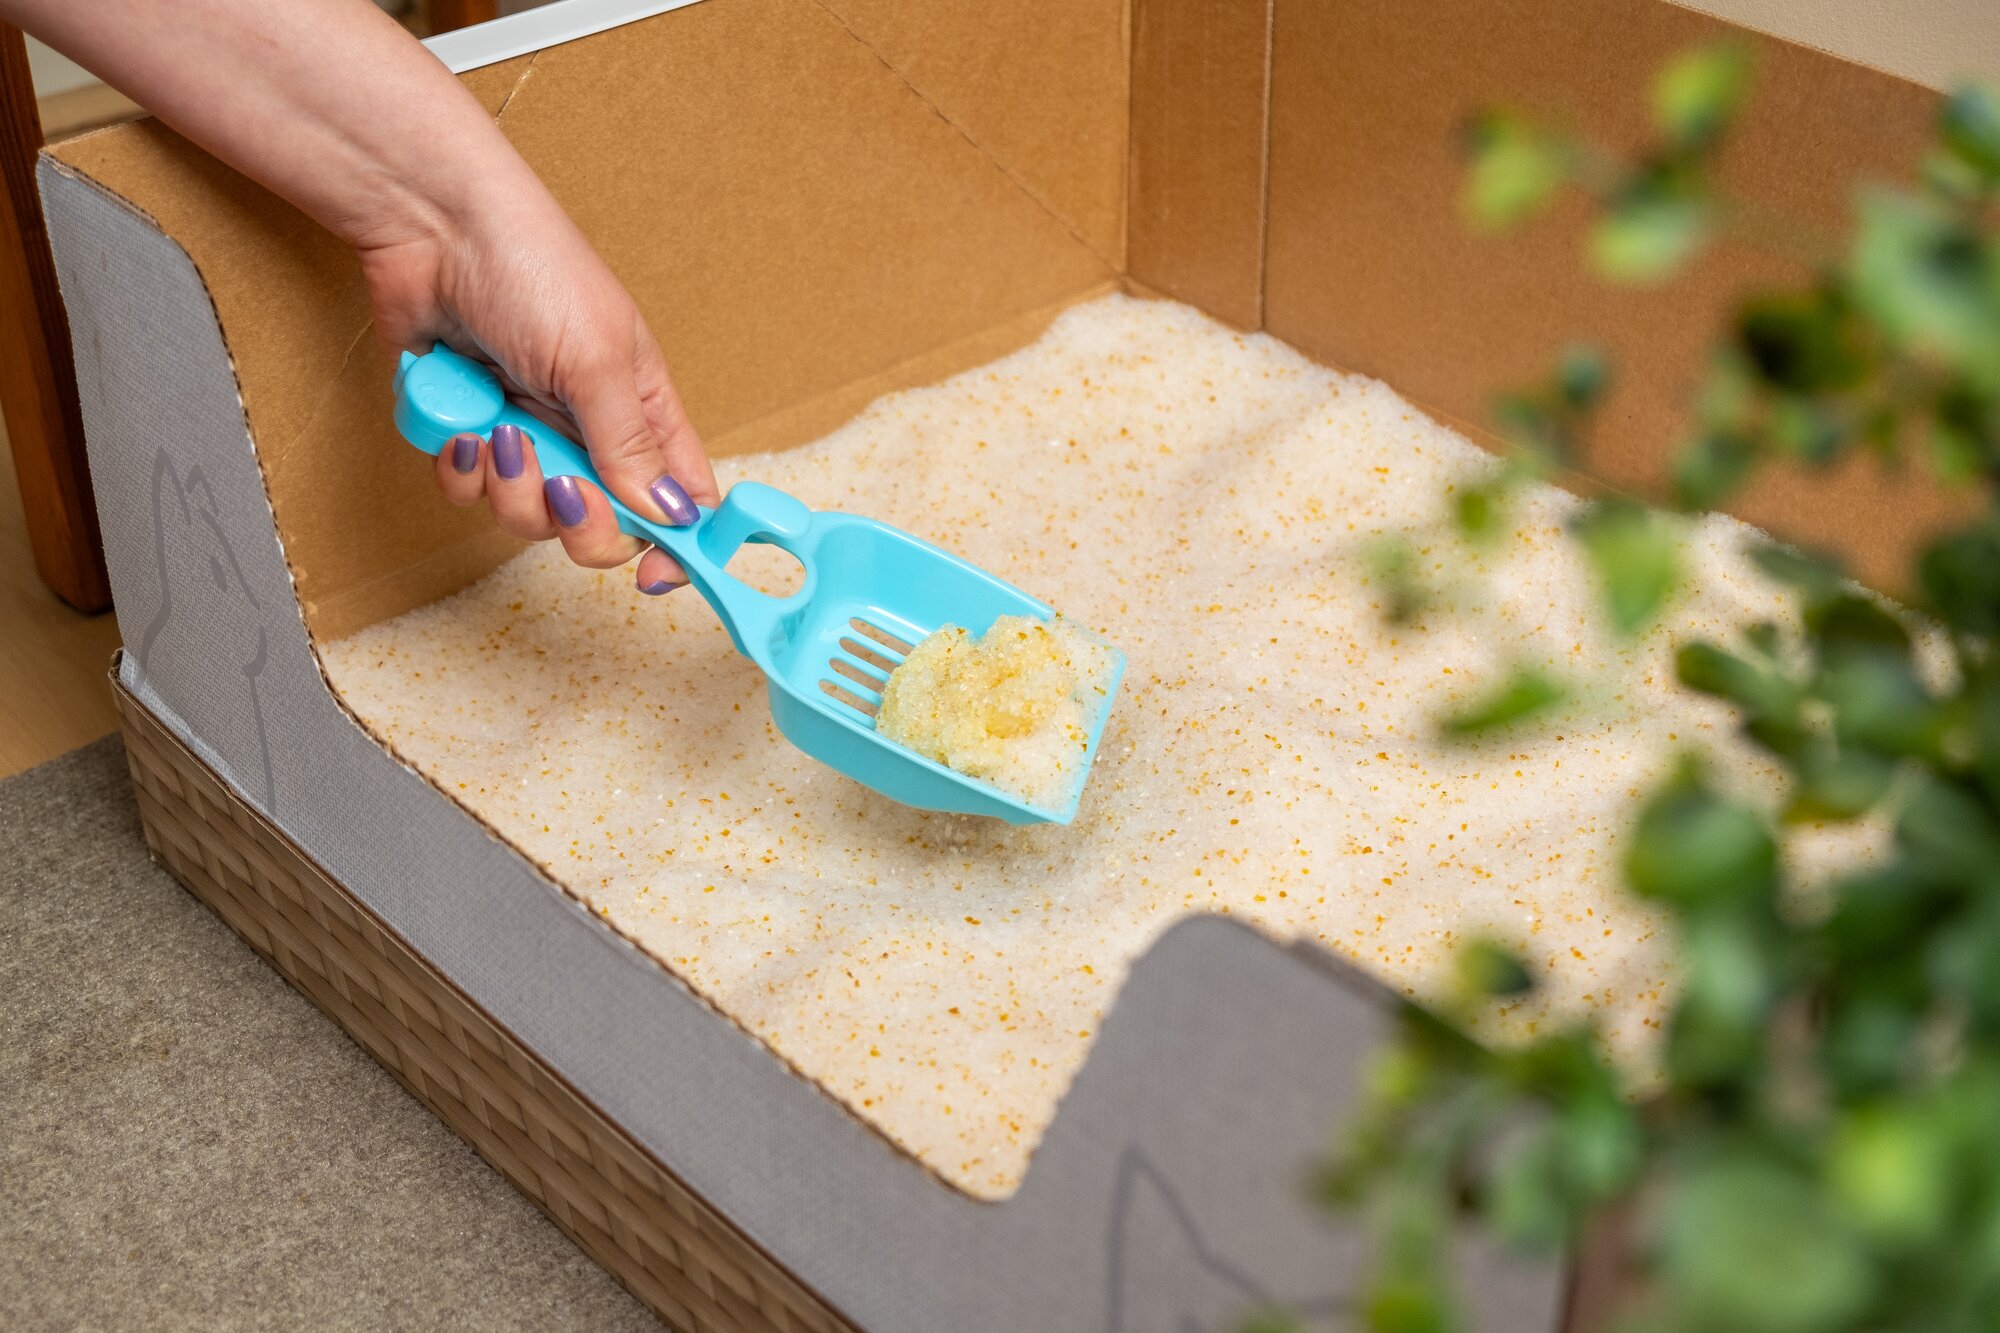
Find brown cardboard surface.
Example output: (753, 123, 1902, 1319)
(1126, 0, 1271, 329)
(807, 0, 1130, 269)
(1265, 0, 1967, 592)
(52, 0, 1116, 640)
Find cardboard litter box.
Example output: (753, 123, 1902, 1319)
(40, 0, 1951, 1327)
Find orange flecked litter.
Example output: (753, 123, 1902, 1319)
(321, 295, 1883, 1198)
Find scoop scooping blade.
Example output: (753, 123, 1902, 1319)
(392, 344, 1124, 825)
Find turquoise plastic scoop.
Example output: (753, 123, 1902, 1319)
(392, 344, 1123, 825)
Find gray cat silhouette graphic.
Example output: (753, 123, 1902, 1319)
(137, 448, 277, 813)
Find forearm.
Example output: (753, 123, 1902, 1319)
(4, 0, 534, 249)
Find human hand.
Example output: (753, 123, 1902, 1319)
(363, 179, 718, 595)
(4, 0, 717, 591)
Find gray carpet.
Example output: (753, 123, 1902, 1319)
(0, 736, 657, 1331)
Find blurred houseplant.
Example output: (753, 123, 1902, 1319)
(1326, 45, 2000, 1333)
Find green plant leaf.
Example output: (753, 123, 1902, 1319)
(1919, 517, 2000, 635)
(1241, 1309, 1303, 1333)
(1441, 667, 1567, 738)
(1365, 1043, 1437, 1109)
(1454, 482, 1503, 542)
(1661, 1158, 1875, 1333)
(1750, 542, 1845, 605)
(1675, 643, 1805, 756)
(1820, 987, 1922, 1095)
(1558, 1096, 1642, 1199)
(1673, 430, 1757, 509)
(1654, 42, 1752, 151)
(1678, 910, 1773, 1033)
(1922, 145, 1989, 205)
(1898, 774, 2000, 885)
(1453, 938, 1533, 998)
(1464, 115, 1568, 229)
(1829, 1104, 1953, 1247)
(1364, 1278, 1452, 1333)
(1786, 748, 1895, 821)
(1492, 391, 1567, 471)
(1591, 195, 1711, 283)
(1556, 344, 1610, 409)
(1736, 289, 1868, 394)
(1941, 80, 2000, 180)
(1930, 416, 1984, 484)
(1484, 1127, 1567, 1249)
(1571, 501, 1680, 634)
(1367, 535, 1429, 624)
(1766, 395, 1849, 463)
(1850, 190, 2000, 393)
(1625, 768, 1777, 907)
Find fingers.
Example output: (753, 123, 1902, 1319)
(542, 473, 645, 569)
(633, 328, 722, 510)
(434, 432, 485, 506)
(567, 323, 718, 530)
(568, 346, 681, 520)
(432, 421, 664, 580)
(483, 422, 556, 543)
(483, 421, 643, 567)
(635, 545, 689, 596)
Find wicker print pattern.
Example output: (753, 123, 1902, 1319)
(114, 681, 856, 1333)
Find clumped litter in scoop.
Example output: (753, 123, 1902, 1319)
(321, 294, 1884, 1199)
(875, 614, 1116, 812)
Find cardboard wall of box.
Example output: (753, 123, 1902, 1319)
(39, 0, 1946, 1326)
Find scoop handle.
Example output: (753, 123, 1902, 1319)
(392, 344, 707, 560)
(391, 343, 811, 659)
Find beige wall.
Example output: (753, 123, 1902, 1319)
(1678, 0, 2000, 89)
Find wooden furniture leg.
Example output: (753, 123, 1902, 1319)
(0, 24, 109, 613)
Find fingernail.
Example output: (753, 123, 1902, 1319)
(639, 578, 683, 596)
(545, 475, 588, 528)
(449, 432, 481, 474)
(491, 423, 526, 479)
(648, 473, 699, 527)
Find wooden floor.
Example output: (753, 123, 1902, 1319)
(0, 412, 122, 779)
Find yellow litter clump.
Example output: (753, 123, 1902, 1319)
(321, 293, 1892, 1200)
(876, 614, 1113, 811)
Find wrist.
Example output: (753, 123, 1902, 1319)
(337, 117, 544, 258)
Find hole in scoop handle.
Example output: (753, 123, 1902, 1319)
(699, 482, 814, 568)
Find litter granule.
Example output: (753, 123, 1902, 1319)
(875, 614, 1117, 813)
(321, 294, 1877, 1198)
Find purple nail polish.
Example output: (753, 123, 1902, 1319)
(545, 475, 589, 528)
(639, 578, 682, 596)
(449, 433, 480, 474)
(648, 473, 699, 527)
(491, 423, 526, 479)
